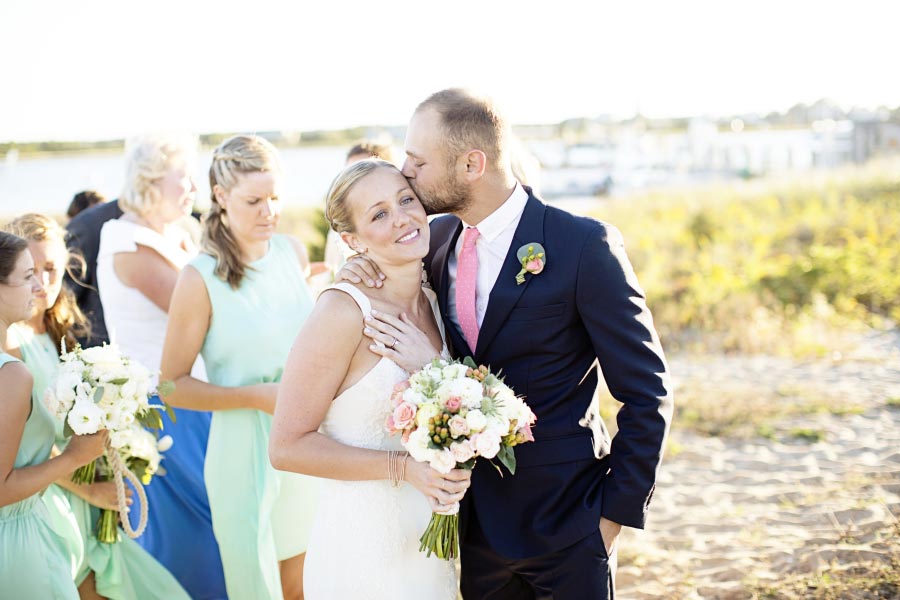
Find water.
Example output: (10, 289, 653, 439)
(0, 144, 611, 220)
(0, 146, 350, 217)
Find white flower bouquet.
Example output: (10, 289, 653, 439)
(45, 341, 174, 543)
(386, 357, 536, 559)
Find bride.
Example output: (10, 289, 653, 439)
(269, 159, 471, 598)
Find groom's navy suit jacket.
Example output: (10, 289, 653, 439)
(424, 188, 673, 559)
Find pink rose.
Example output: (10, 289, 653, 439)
(525, 258, 544, 274)
(385, 414, 396, 432)
(448, 415, 470, 439)
(392, 402, 417, 430)
(444, 395, 462, 413)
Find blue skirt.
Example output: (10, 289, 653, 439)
(127, 402, 227, 599)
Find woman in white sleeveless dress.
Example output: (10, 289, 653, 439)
(95, 135, 225, 598)
(270, 160, 471, 599)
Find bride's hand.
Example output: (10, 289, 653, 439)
(405, 460, 472, 513)
(364, 310, 441, 372)
(335, 254, 385, 288)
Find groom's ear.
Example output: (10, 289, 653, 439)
(461, 149, 487, 181)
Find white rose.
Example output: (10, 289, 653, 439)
(450, 440, 475, 463)
(486, 414, 511, 436)
(68, 401, 103, 435)
(430, 448, 457, 474)
(405, 428, 434, 463)
(473, 431, 501, 459)
(436, 378, 481, 408)
(465, 409, 487, 433)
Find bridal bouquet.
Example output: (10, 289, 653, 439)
(386, 357, 536, 559)
(44, 342, 174, 543)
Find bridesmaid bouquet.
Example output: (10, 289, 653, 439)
(386, 357, 536, 559)
(44, 341, 174, 543)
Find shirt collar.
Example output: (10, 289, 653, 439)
(461, 182, 528, 243)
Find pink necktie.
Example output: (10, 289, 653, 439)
(456, 227, 480, 353)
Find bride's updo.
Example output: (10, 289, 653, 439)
(324, 158, 396, 234)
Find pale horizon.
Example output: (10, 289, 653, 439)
(2, 0, 899, 143)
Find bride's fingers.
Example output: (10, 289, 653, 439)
(363, 328, 398, 348)
(363, 317, 403, 340)
(368, 310, 409, 333)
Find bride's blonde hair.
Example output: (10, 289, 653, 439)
(325, 158, 396, 234)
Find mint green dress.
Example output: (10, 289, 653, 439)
(8, 325, 190, 600)
(192, 234, 320, 599)
(0, 352, 78, 599)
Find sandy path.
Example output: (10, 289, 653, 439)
(615, 331, 900, 599)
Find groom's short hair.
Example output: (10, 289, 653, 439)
(417, 88, 509, 170)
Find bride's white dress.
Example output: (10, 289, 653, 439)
(303, 283, 457, 599)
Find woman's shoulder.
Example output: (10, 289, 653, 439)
(98, 218, 139, 257)
(319, 282, 373, 316)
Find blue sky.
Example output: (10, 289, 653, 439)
(1, 0, 897, 142)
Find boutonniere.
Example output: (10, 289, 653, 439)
(515, 243, 546, 285)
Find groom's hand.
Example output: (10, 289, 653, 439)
(598, 517, 622, 557)
(335, 254, 386, 288)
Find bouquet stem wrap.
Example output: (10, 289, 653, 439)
(77, 439, 150, 544)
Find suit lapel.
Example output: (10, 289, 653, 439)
(475, 194, 546, 358)
(431, 218, 463, 321)
(429, 218, 467, 355)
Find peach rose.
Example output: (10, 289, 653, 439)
(448, 415, 470, 439)
(392, 402, 417, 430)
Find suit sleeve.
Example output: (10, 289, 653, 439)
(575, 223, 673, 529)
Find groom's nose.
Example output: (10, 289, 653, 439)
(401, 158, 415, 178)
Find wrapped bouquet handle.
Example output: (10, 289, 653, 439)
(105, 438, 149, 539)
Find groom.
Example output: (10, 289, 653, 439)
(345, 88, 673, 599)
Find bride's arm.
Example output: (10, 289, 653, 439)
(160, 266, 275, 413)
(270, 292, 470, 508)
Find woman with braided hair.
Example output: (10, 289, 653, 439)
(161, 134, 320, 600)
(5, 213, 190, 600)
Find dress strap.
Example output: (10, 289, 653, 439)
(324, 283, 373, 316)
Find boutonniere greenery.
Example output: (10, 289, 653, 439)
(515, 243, 546, 285)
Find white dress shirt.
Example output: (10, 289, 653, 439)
(447, 182, 529, 331)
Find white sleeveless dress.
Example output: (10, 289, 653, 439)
(303, 283, 457, 599)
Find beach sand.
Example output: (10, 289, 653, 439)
(616, 330, 900, 599)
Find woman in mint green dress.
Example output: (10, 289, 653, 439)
(161, 135, 321, 600)
(0, 230, 107, 599)
(5, 214, 190, 600)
